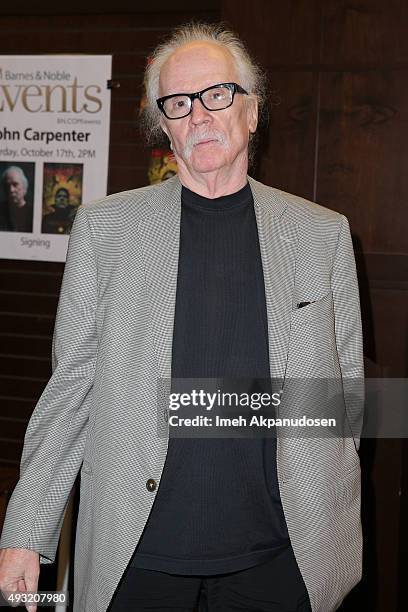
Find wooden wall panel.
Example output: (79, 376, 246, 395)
(0, 312, 55, 336)
(222, 0, 319, 66)
(317, 70, 408, 253)
(1, 398, 36, 421)
(0, 1, 220, 17)
(1, 378, 47, 400)
(320, 0, 408, 65)
(258, 71, 318, 201)
(369, 290, 408, 376)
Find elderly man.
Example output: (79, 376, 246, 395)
(0, 23, 364, 612)
(0, 166, 33, 232)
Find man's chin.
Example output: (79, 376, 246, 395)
(189, 148, 226, 173)
(190, 159, 225, 174)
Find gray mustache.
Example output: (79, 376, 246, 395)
(183, 130, 227, 156)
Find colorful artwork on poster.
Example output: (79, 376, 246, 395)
(41, 163, 83, 235)
(148, 149, 178, 185)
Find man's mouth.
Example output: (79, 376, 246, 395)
(194, 138, 217, 147)
(184, 131, 226, 158)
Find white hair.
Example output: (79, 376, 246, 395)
(142, 21, 267, 147)
(1, 165, 29, 194)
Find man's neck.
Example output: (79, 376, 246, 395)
(176, 159, 249, 199)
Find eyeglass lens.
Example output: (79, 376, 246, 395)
(163, 85, 233, 118)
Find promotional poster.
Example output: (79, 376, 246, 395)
(0, 55, 112, 261)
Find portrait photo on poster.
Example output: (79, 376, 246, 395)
(41, 162, 83, 235)
(0, 161, 35, 233)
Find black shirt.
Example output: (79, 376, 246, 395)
(130, 182, 290, 574)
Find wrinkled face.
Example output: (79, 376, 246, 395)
(4, 170, 26, 207)
(55, 189, 70, 208)
(158, 42, 258, 176)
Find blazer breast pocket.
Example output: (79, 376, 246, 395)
(291, 291, 333, 324)
(288, 291, 337, 377)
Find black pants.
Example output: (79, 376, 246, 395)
(109, 545, 312, 611)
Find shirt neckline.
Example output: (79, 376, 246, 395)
(181, 182, 252, 213)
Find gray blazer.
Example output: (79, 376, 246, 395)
(0, 176, 364, 612)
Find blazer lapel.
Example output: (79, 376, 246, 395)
(249, 177, 298, 388)
(140, 177, 182, 379)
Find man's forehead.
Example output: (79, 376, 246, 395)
(4, 171, 20, 182)
(159, 42, 237, 94)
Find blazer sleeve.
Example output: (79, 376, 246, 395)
(331, 214, 365, 450)
(0, 206, 98, 564)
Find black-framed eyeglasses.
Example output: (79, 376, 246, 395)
(156, 82, 248, 120)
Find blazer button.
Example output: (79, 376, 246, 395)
(146, 478, 157, 492)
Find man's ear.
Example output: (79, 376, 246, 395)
(247, 96, 258, 134)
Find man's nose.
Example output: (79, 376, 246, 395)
(189, 98, 211, 125)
